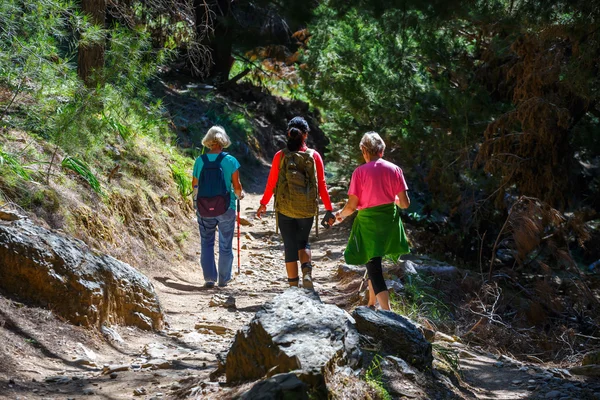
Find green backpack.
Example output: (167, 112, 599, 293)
(275, 148, 318, 219)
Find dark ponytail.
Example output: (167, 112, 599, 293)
(287, 127, 305, 151)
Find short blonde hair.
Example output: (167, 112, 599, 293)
(202, 126, 231, 149)
(360, 131, 386, 156)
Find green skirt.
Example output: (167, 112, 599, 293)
(344, 203, 410, 265)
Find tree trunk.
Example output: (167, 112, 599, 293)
(78, 0, 107, 87)
(195, 0, 234, 82)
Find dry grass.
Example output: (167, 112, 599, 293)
(0, 129, 195, 275)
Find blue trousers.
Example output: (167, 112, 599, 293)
(197, 208, 236, 285)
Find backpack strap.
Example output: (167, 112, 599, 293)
(201, 152, 228, 166)
(216, 152, 228, 164)
(304, 149, 319, 237)
(279, 148, 290, 170)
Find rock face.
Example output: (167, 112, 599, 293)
(223, 288, 361, 389)
(352, 307, 433, 369)
(0, 219, 163, 330)
(240, 373, 308, 400)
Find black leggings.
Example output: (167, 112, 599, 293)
(278, 213, 313, 262)
(366, 257, 388, 295)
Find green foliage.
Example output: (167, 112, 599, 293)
(432, 343, 462, 379)
(0, 0, 172, 156)
(0, 0, 179, 208)
(390, 273, 451, 324)
(31, 188, 61, 213)
(61, 156, 102, 194)
(170, 162, 192, 198)
(174, 230, 190, 243)
(364, 355, 392, 400)
(302, 2, 495, 189)
(204, 107, 253, 143)
(0, 148, 30, 180)
(229, 58, 308, 102)
(301, 0, 600, 269)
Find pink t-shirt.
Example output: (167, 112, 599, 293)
(348, 159, 408, 209)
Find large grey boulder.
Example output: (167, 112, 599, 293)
(0, 219, 163, 330)
(222, 288, 361, 390)
(352, 307, 433, 369)
(239, 373, 308, 400)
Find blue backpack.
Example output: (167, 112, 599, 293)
(196, 152, 230, 217)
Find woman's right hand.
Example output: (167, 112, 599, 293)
(256, 204, 267, 219)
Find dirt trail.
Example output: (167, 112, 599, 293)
(1, 192, 596, 399)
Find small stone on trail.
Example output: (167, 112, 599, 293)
(134, 387, 147, 396)
(209, 294, 236, 308)
(494, 361, 504, 368)
(83, 388, 94, 395)
(74, 357, 96, 367)
(103, 365, 129, 375)
(101, 325, 124, 343)
(245, 232, 255, 241)
(545, 390, 562, 399)
(195, 323, 231, 335)
(110, 372, 118, 379)
(45, 376, 71, 384)
(143, 359, 172, 370)
(239, 217, 253, 226)
(242, 244, 248, 250)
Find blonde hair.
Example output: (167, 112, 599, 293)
(360, 131, 386, 156)
(202, 126, 231, 149)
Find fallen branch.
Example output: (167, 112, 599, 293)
(464, 317, 484, 336)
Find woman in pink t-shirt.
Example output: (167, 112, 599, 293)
(335, 132, 410, 311)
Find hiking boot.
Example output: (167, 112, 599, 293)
(204, 281, 215, 288)
(301, 263, 314, 291)
(218, 282, 228, 288)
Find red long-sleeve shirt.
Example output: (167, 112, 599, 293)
(260, 145, 333, 211)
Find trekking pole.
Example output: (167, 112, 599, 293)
(237, 198, 241, 274)
(358, 269, 368, 292)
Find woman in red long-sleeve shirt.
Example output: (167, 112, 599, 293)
(257, 117, 335, 290)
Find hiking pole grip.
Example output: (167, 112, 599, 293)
(358, 268, 368, 293)
(237, 198, 241, 274)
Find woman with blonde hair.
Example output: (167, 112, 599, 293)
(192, 126, 244, 288)
(335, 132, 410, 310)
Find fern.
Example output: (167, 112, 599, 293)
(61, 156, 102, 194)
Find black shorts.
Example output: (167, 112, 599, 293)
(277, 212, 313, 262)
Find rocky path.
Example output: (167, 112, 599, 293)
(1, 193, 599, 399)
